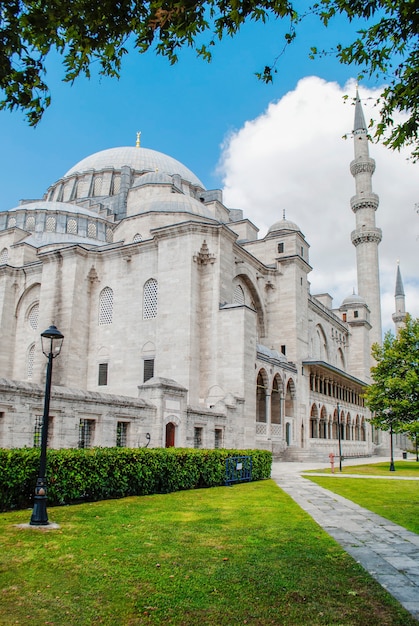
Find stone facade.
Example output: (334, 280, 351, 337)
(0, 99, 398, 459)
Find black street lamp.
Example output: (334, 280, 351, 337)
(389, 419, 395, 472)
(30, 325, 64, 526)
(337, 403, 343, 472)
(384, 408, 396, 472)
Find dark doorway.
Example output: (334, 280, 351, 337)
(165, 422, 176, 448)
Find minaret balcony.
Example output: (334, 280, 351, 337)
(350, 193, 379, 213)
(350, 157, 376, 177)
(351, 227, 382, 246)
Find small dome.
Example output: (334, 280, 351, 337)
(65, 147, 205, 189)
(342, 293, 366, 306)
(268, 217, 301, 234)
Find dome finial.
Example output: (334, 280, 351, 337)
(136, 131, 141, 148)
(283, 208, 286, 220)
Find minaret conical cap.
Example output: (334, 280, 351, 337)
(353, 90, 367, 132)
(395, 263, 405, 297)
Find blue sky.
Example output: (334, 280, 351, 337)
(1, 9, 417, 328)
(0, 10, 366, 208)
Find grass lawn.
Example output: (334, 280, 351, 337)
(305, 460, 419, 477)
(0, 480, 416, 625)
(305, 476, 419, 535)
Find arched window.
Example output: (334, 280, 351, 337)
(63, 182, 72, 201)
(8, 217, 16, 228)
(99, 287, 113, 325)
(143, 279, 158, 319)
(88, 222, 97, 238)
(0, 248, 8, 264)
(233, 284, 245, 305)
(133, 233, 143, 243)
(112, 175, 121, 195)
(93, 176, 103, 196)
(67, 219, 77, 234)
(27, 303, 39, 330)
(27, 344, 35, 379)
(26, 215, 35, 231)
(106, 228, 113, 243)
(46, 216, 56, 232)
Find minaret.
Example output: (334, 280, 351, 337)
(350, 90, 383, 347)
(392, 262, 407, 333)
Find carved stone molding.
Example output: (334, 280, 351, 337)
(193, 240, 216, 265)
(351, 228, 382, 246)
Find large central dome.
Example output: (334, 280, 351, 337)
(65, 147, 205, 189)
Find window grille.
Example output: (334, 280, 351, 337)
(194, 427, 203, 449)
(143, 359, 154, 382)
(233, 284, 245, 305)
(88, 222, 97, 238)
(67, 218, 77, 234)
(8, 217, 16, 228)
(0, 248, 8, 264)
(34, 415, 42, 448)
(99, 287, 113, 325)
(106, 228, 113, 243)
(79, 419, 94, 448)
(143, 279, 158, 319)
(46, 216, 56, 232)
(27, 344, 35, 379)
(93, 176, 102, 196)
(112, 176, 121, 195)
(98, 363, 108, 386)
(28, 303, 39, 330)
(214, 428, 223, 449)
(26, 216, 35, 231)
(133, 233, 143, 243)
(278, 242, 284, 253)
(116, 422, 128, 447)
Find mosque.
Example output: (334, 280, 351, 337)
(0, 94, 407, 458)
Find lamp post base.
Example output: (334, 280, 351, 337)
(29, 479, 49, 525)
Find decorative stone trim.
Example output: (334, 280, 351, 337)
(193, 240, 216, 265)
(351, 228, 382, 246)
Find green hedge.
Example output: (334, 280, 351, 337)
(0, 447, 272, 511)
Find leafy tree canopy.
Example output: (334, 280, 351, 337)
(364, 315, 419, 432)
(0, 0, 418, 158)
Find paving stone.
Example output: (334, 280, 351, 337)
(272, 460, 419, 622)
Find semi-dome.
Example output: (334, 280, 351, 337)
(267, 217, 301, 234)
(65, 147, 205, 189)
(134, 195, 215, 220)
(8, 200, 100, 218)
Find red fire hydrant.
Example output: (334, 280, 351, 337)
(329, 452, 335, 474)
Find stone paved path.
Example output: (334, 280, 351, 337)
(271, 459, 419, 621)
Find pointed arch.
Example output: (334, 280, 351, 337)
(312, 324, 329, 361)
(234, 273, 265, 338)
(310, 404, 319, 438)
(285, 378, 296, 418)
(256, 369, 268, 425)
(271, 374, 283, 425)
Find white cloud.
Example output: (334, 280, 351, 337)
(219, 76, 418, 334)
